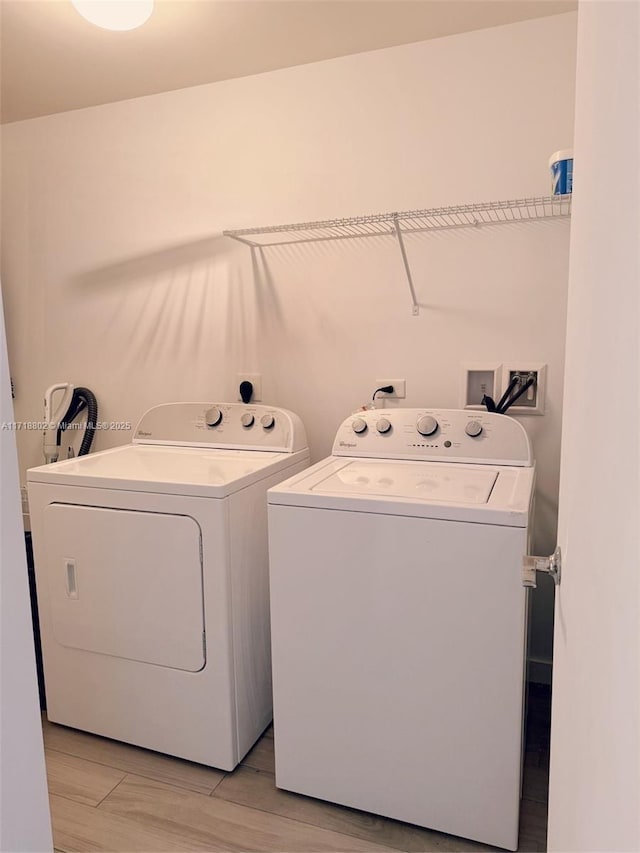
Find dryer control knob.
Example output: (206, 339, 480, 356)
(352, 417, 367, 434)
(261, 414, 275, 430)
(416, 415, 438, 437)
(241, 413, 255, 428)
(465, 420, 483, 438)
(376, 417, 391, 434)
(205, 406, 223, 427)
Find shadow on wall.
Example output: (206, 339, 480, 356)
(248, 231, 402, 335)
(251, 246, 286, 333)
(50, 233, 254, 407)
(243, 218, 569, 332)
(71, 235, 232, 290)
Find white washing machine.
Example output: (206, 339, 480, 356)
(267, 408, 535, 851)
(28, 402, 308, 770)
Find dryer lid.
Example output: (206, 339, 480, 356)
(27, 443, 306, 498)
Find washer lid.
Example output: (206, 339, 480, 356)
(313, 460, 498, 504)
(268, 457, 535, 527)
(27, 444, 307, 498)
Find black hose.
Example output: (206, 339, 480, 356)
(482, 394, 497, 412)
(495, 375, 520, 414)
(500, 377, 535, 414)
(58, 387, 98, 456)
(76, 387, 98, 455)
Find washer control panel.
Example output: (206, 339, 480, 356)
(334, 409, 532, 466)
(134, 403, 307, 452)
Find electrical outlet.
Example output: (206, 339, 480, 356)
(236, 373, 262, 402)
(374, 379, 406, 399)
(500, 363, 546, 415)
(461, 363, 501, 410)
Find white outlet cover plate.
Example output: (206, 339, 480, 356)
(374, 379, 406, 399)
(236, 373, 262, 402)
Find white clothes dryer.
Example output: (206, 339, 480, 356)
(267, 408, 534, 851)
(28, 402, 309, 770)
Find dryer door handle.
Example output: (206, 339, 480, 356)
(65, 559, 78, 599)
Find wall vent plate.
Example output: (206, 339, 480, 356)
(461, 364, 501, 410)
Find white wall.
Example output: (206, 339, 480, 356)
(0, 287, 52, 852)
(547, 1, 640, 849)
(1, 12, 577, 672)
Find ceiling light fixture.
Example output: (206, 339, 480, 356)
(71, 1, 154, 31)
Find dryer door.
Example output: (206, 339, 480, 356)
(42, 504, 205, 672)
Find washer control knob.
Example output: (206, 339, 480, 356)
(416, 415, 438, 437)
(261, 414, 275, 430)
(352, 417, 367, 434)
(241, 413, 255, 428)
(376, 417, 391, 434)
(465, 420, 483, 438)
(205, 406, 223, 427)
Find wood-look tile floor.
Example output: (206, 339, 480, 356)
(45, 684, 550, 853)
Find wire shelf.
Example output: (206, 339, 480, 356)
(223, 194, 572, 314)
(223, 195, 571, 247)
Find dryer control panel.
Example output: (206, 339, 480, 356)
(133, 403, 307, 453)
(332, 409, 532, 467)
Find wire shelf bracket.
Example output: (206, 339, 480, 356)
(391, 214, 419, 316)
(223, 194, 572, 316)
